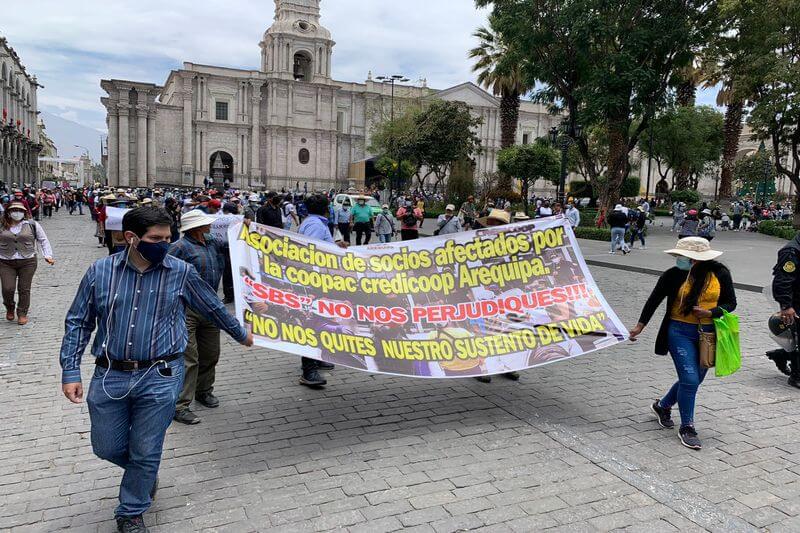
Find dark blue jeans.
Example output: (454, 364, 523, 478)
(87, 359, 184, 518)
(660, 320, 711, 427)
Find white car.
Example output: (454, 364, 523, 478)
(332, 193, 382, 217)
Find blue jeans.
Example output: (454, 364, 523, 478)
(660, 320, 711, 427)
(378, 233, 392, 243)
(610, 227, 626, 252)
(87, 359, 184, 518)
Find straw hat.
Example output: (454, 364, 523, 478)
(141, 198, 153, 205)
(7, 201, 27, 212)
(513, 212, 531, 221)
(180, 210, 215, 233)
(101, 193, 117, 202)
(664, 237, 722, 262)
(477, 208, 511, 226)
(701, 208, 712, 216)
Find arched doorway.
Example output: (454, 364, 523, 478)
(293, 51, 313, 81)
(209, 151, 234, 188)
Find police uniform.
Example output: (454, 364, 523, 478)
(772, 236, 800, 384)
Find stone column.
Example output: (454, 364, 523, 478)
(118, 104, 130, 187)
(250, 82, 263, 181)
(182, 81, 193, 184)
(136, 104, 148, 187)
(147, 109, 156, 187)
(107, 111, 119, 186)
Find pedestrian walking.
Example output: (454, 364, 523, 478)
(629, 237, 736, 450)
(0, 201, 55, 325)
(459, 196, 477, 230)
(565, 202, 581, 228)
(374, 204, 396, 243)
(396, 200, 423, 240)
(351, 197, 373, 245)
(671, 201, 686, 232)
(678, 209, 700, 239)
(629, 206, 647, 250)
(608, 205, 629, 255)
(335, 199, 352, 243)
(770, 232, 800, 388)
(256, 191, 284, 229)
(168, 210, 229, 425)
(59, 207, 253, 533)
(698, 209, 716, 242)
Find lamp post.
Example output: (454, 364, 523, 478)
(550, 121, 582, 204)
(375, 74, 410, 121)
(758, 140, 771, 206)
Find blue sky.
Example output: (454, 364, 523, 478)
(3, 0, 719, 134)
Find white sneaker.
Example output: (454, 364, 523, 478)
(641, 246, 647, 250)
(609, 251, 615, 255)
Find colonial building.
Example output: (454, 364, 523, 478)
(101, 0, 557, 191)
(0, 36, 41, 188)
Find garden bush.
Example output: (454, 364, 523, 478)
(573, 226, 611, 241)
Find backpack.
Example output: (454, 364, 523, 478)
(402, 210, 417, 227)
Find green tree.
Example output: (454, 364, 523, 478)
(497, 140, 560, 212)
(729, 0, 800, 219)
(375, 156, 415, 193)
(734, 149, 777, 200)
(446, 158, 477, 209)
(640, 106, 724, 190)
(476, 0, 718, 216)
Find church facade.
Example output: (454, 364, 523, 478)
(101, 0, 557, 191)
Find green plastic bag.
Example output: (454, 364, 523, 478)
(714, 310, 741, 377)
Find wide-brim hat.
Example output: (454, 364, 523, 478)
(7, 201, 27, 212)
(180, 210, 215, 233)
(701, 209, 712, 215)
(664, 237, 723, 262)
(513, 212, 530, 221)
(101, 194, 117, 202)
(477, 208, 511, 226)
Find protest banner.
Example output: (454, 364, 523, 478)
(228, 217, 627, 378)
(207, 213, 244, 243)
(105, 206, 129, 231)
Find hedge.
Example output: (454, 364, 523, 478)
(653, 209, 671, 217)
(573, 226, 611, 241)
(759, 220, 799, 240)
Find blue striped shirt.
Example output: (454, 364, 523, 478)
(59, 252, 247, 384)
(168, 234, 225, 290)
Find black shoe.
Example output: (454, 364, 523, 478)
(789, 375, 800, 389)
(651, 400, 675, 429)
(150, 476, 158, 500)
(300, 370, 327, 387)
(195, 392, 220, 408)
(503, 371, 520, 381)
(173, 409, 201, 425)
(474, 376, 492, 383)
(116, 515, 149, 533)
(317, 361, 335, 371)
(679, 426, 702, 450)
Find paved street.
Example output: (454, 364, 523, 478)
(2, 213, 800, 533)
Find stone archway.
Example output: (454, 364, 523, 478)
(209, 151, 234, 188)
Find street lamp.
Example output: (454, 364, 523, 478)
(550, 121, 582, 204)
(758, 141, 771, 206)
(375, 74, 410, 121)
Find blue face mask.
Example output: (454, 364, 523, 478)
(135, 239, 170, 266)
(676, 257, 693, 271)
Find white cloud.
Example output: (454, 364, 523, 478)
(3, 0, 491, 131)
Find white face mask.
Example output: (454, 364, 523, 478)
(10, 212, 25, 222)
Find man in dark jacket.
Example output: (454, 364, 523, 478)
(772, 234, 800, 387)
(607, 205, 629, 255)
(256, 192, 283, 229)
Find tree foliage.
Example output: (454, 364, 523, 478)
(476, 0, 718, 214)
(446, 158, 477, 208)
(497, 139, 560, 210)
(640, 106, 724, 190)
(734, 149, 777, 198)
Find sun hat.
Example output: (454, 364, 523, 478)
(180, 210, 215, 233)
(701, 208, 712, 215)
(637, 205, 645, 212)
(664, 237, 723, 262)
(614, 204, 624, 211)
(141, 198, 153, 205)
(7, 201, 27, 212)
(513, 212, 531, 221)
(477, 208, 511, 226)
(445, 204, 455, 211)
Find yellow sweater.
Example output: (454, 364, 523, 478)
(670, 273, 720, 325)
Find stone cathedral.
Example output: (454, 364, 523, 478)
(101, 0, 556, 190)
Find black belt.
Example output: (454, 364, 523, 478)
(95, 353, 182, 371)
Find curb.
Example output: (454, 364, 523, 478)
(585, 259, 764, 294)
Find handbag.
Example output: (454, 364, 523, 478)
(699, 327, 716, 369)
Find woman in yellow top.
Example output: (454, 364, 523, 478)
(629, 237, 736, 450)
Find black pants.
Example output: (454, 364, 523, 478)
(302, 357, 318, 374)
(222, 247, 234, 302)
(401, 229, 419, 241)
(354, 222, 372, 245)
(42, 205, 53, 218)
(338, 223, 351, 243)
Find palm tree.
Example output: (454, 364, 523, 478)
(469, 23, 529, 150)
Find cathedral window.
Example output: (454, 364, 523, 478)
(298, 148, 310, 165)
(216, 101, 229, 121)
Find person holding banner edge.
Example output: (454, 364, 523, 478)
(629, 237, 736, 451)
(59, 207, 253, 533)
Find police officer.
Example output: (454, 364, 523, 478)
(771, 234, 800, 387)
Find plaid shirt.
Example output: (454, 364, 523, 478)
(59, 252, 246, 384)
(168, 234, 226, 291)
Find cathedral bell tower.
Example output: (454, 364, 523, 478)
(260, 0, 335, 84)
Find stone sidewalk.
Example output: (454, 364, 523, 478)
(1, 213, 799, 533)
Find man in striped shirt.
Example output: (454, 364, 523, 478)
(60, 207, 253, 533)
